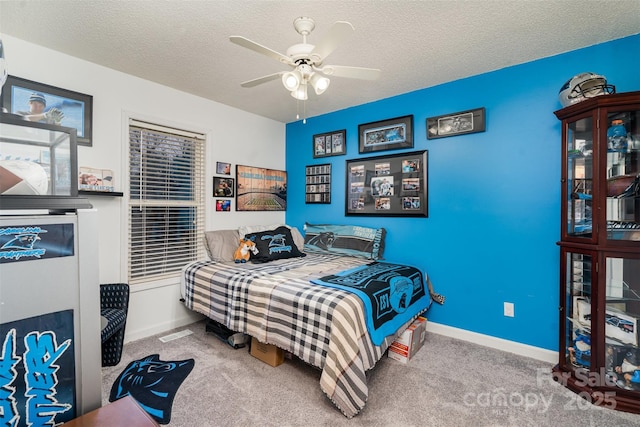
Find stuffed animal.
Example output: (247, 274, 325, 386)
(234, 238, 258, 263)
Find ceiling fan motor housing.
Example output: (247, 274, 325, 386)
(286, 43, 316, 64)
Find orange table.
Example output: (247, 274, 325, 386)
(64, 396, 159, 426)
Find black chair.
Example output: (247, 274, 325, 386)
(100, 283, 130, 367)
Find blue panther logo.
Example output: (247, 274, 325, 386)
(109, 354, 194, 424)
(1, 233, 41, 250)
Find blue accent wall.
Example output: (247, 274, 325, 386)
(285, 34, 640, 351)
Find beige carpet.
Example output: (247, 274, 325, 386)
(101, 320, 640, 426)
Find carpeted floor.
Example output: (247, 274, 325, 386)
(102, 320, 640, 426)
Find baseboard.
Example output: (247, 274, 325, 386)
(123, 314, 558, 364)
(425, 321, 558, 364)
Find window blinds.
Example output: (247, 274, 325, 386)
(128, 120, 205, 285)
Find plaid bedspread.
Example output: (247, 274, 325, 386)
(182, 253, 417, 418)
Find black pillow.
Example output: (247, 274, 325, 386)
(245, 226, 306, 263)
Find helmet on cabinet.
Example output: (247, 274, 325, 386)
(558, 72, 615, 107)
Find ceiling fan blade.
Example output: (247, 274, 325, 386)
(319, 65, 381, 81)
(309, 21, 354, 63)
(240, 72, 284, 88)
(230, 36, 293, 65)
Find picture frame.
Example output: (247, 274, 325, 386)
(358, 115, 413, 154)
(1, 75, 94, 146)
(236, 165, 287, 211)
(305, 163, 331, 204)
(313, 129, 346, 158)
(426, 107, 485, 139)
(213, 177, 234, 197)
(345, 150, 428, 217)
(215, 199, 231, 211)
(216, 161, 231, 175)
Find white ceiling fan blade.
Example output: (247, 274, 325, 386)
(230, 36, 293, 65)
(320, 65, 381, 81)
(240, 72, 284, 88)
(309, 21, 354, 63)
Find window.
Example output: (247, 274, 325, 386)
(128, 119, 205, 285)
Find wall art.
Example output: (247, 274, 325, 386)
(1, 75, 94, 146)
(216, 161, 231, 175)
(236, 165, 287, 211)
(346, 150, 427, 217)
(213, 177, 234, 197)
(313, 129, 346, 158)
(305, 163, 331, 204)
(358, 115, 413, 154)
(426, 107, 485, 139)
(215, 199, 231, 211)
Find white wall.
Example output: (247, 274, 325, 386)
(2, 34, 286, 341)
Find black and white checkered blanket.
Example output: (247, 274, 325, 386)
(182, 253, 418, 418)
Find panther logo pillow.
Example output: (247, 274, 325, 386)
(245, 226, 305, 263)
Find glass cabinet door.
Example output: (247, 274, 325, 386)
(606, 109, 640, 242)
(604, 256, 640, 390)
(567, 117, 594, 239)
(565, 251, 593, 369)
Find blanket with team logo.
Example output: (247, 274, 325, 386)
(312, 262, 431, 346)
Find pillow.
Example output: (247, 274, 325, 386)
(238, 224, 284, 237)
(239, 224, 305, 252)
(244, 226, 306, 263)
(303, 223, 385, 260)
(203, 229, 240, 262)
(289, 226, 305, 252)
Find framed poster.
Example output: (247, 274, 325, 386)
(216, 161, 231, 175)
(1, 75, 94, 146)
(236, 165, 287, 211)
(313, 129, 346, 158)
(215, 199, 231, 211)
(358, 115, 413, 154)
(213, 177, 234, 197)
(305, 163, 331, 204)
(426, 107, 485, 139)
(346, 150, 428, 217)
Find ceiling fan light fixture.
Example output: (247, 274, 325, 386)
(282, 70, 301, 91)
(309, 73, 330, 95)
(290, 84, 308, 100)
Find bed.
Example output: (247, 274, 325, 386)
(181, 223, 442, 417)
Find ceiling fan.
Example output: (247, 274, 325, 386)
(230, 17, 381, 101)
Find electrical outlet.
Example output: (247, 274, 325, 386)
(504, 302, 515, 317)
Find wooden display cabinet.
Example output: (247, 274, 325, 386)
(553, 91, 640, 413)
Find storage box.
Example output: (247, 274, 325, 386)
(250, 337, 284, 367)
(388, 316, 427, 364)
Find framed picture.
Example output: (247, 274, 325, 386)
(305, 163, 331, 204)
(313, 129, 346, 158)
(215, 199, 231, 211)
(426, 107, 485, 139)
(213, 177, 234, 197)
(216, 161, 231, 175)
(346, 150, 428, 217)
(236, 165, 287, 211)
(1, 75, 94, 146)
(358, 115, 413, 154)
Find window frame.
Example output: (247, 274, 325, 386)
(125, 116, 206, 287)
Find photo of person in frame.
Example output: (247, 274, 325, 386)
(216, 162, 231, 175)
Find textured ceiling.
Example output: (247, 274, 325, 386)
(1, 0, 639, 123)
